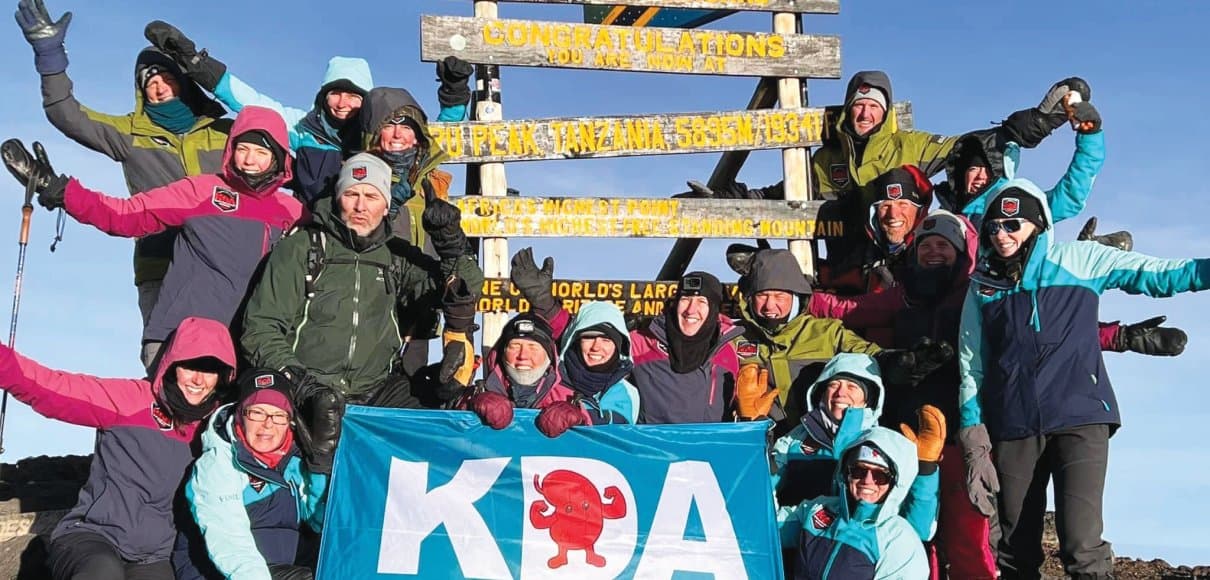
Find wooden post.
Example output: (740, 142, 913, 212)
(773, 11, 814, 277)
(474, 0, 509, 356)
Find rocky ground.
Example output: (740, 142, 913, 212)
(0, 455, 1205, 578)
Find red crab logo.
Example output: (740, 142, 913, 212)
(529, 470, 627, 569)
(885, 183, 903, 200)
(1000, 197, 1020, 217)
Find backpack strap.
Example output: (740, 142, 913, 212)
(305, 229, 326, 299)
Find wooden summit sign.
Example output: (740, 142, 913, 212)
(421, 15, 840, 78)
(429, 107, 826, 163)
(500, 0, 839, 14)
(478, 278, 745, 317)
(454, 196, 843, 239)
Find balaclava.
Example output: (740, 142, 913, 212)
(663, 271, 724, 374)
(231, 130, 284, 192)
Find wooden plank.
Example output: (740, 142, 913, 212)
(454, 196, 845, 239)
(420, 15, 841, 78)
(774, 11, 814, 277)
(474, 0, 509, 355)
(478, 278, 745, 318)
(504, 0, 839, 14)
(429, 107, 827, 164)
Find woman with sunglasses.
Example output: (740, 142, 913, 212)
(959, 181, 1210, 579)
(173, 369, 330, 580)
(778, 427, 929, 579)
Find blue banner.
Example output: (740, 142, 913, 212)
(317, 407, 781, 579)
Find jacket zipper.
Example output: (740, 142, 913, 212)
(346, 256, 362, 381)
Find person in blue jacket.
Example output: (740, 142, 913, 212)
(173, 369, 330, 580)
(777, 427, 929, 579)
(141, 20, 472, 206)
(958, 181, 1210, 579)
(553, 300, 641, 428)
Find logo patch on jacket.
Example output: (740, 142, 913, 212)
(249, 475, 266, 493)
(999, 197, 1020, 217)
(212, 187, 239, 212)
(352, 165, 367, 180)
(829, 164, 850, 187)
(150, 403, 173, 431)
(812, 507, 835, 530)
(255, 374, 275, 388)
(736, 340, 758, 358)
(886, 183, 903, 199)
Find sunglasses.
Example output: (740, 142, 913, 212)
(984, 218, 1029, 236)
(243, 408, 290, 426)
(847, 464, 893, 485)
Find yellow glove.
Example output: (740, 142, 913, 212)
(900, 404, 946, 463)
(735, 363, 778, 420)
(440, 329, 477, 389)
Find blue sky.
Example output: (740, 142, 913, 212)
(1, 0, 1207, 565)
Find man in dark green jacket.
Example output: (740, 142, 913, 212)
(17, 0, 230, 366)
(241, 153, 482, 405)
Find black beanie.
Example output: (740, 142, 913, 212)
(234, 368, 296, 418)
(985, 188, 1046, 230)
(676, 271, 725, 308)
(869, 165, 930, 207)
(498, 313, 558, 363)
(233, 130, 275, 152)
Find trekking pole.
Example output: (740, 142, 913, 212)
(0, 177, 37, 454)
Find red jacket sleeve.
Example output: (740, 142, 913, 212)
(64, 177, 202, 238)
(544, 308, 573, 342)
(0, 344, 151, 429)
(1099, 322, 1123, 352)
(807, 289, 904, 330)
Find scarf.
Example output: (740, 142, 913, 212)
(160, 372, 217, 424)
(380, 149, 419, 213)
(903, 262, 957, 305)
(562, 346, 632, 398)
(663, 306, 719, 374)
(235, 421, 295, 470)
(145, 98, 197, 135)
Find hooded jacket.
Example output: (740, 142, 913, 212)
(39, 47, 231, 285)
(173, 404, 327, 580)
(777, 428, 929, 579)
(0, 317, 236, 563)
(475, 313, 574, 410)
(556, 302, 641, 424)
(240, 196, 482, 396)
(959, 179, 1210, 441)
(63, 106, 305, 343)
(626, 312, 744, 424)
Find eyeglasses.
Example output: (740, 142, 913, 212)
(984, 218, 1028, 236)
(846, 464, 893, 485)
(243, 408, 290, 426)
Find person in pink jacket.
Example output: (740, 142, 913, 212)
(2, 105, 305, 371)
(0, 316, 236, 580)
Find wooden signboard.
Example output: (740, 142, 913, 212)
(478, 278, 744, 317)
(420, 15, 840, 78)
(454, 196, 844, 239)
(429, 107, 826, 163)
(504, 0, 839, 14)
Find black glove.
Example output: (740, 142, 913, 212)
(143, 20, 227, 92)
(509, 247, 557, 317)
(436, 56, 473, 109)
(874, 337, 954, 387)
(293, 384, 345, 475)
(421, 197, 471, 259)
(1069, 101, 1102, 133)
(1114, 316, 1187, 357)
(1037, 76, 1092, 128)
(15, 0, 71, 75)
(2, 139, 68, 210)
(1076, 216, 1132, 251)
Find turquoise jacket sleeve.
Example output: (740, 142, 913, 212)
(958, 288, 986, 428)
(187, 436, 273, 580)
(436, 104, 466, 122)
(898, 470, 940, 541)
(775, 503, 809, 548)
(873, 519, 931, 580)
(213, 72, 306, 151)
(1045, 130, 1106, 223)
(1048, 242, 1210, 296)
(300, 469, 329, 533)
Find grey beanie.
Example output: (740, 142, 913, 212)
(744, 249, 813, 296)
(336, 152, 392, 198)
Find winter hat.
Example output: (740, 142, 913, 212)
(849, 443, 891, 471)
(235, 368, 295, 418)
(869, 165, 930, 208)
(846, 82, 888, 112)
(233, 130, 275, 152)
(137, 63, 174, 91)
(498, 313, 558, 364)
(957, 143, 990, 170)
(744, 249, 813, 296)
(676, 271, 725, 308)
(914, 209, 968, 254)
(574, 323, 629, 358)
(336, 153, 392, 198)
(985, 188, 1046, 230)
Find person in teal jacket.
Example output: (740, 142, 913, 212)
(174, 369, 328, 580)
(555, 301, 641, 427)
(959, 180, 1210, 579)
(778, 427, 929, 579)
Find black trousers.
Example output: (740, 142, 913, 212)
(48, 531, 173, 580)
(993, 424, 1114, 580)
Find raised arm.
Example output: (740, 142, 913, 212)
(64, 176, 201, 237)
(0, 343, 149, 428)
(1045, 129, 1105, 223)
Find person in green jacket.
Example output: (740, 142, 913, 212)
(240, 152, 482, 409)
(16, 0, 231, 365)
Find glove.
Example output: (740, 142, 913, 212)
(510, 247, 557, 318)
(900, 405, 946, 475)
(874, 337, 954, 387)
(468, 391, 513, 429)
(421, 197, 471, 259)
(1068, 100, 1101, 133)
(15, 0, 71, 75)
(2, 139, 68, 210)
(958, 424, 1000, 517)
(1037, 76, 1092, 128)
(292, 381, 346, 475)
(1076, 216, 1132, 251)
(735, 364, 778, 420)
(535, 400, 587, 438)
(143, 20, 227, 91)
(1114, 315, 1187, 356)
(436, 56, 473, 109)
